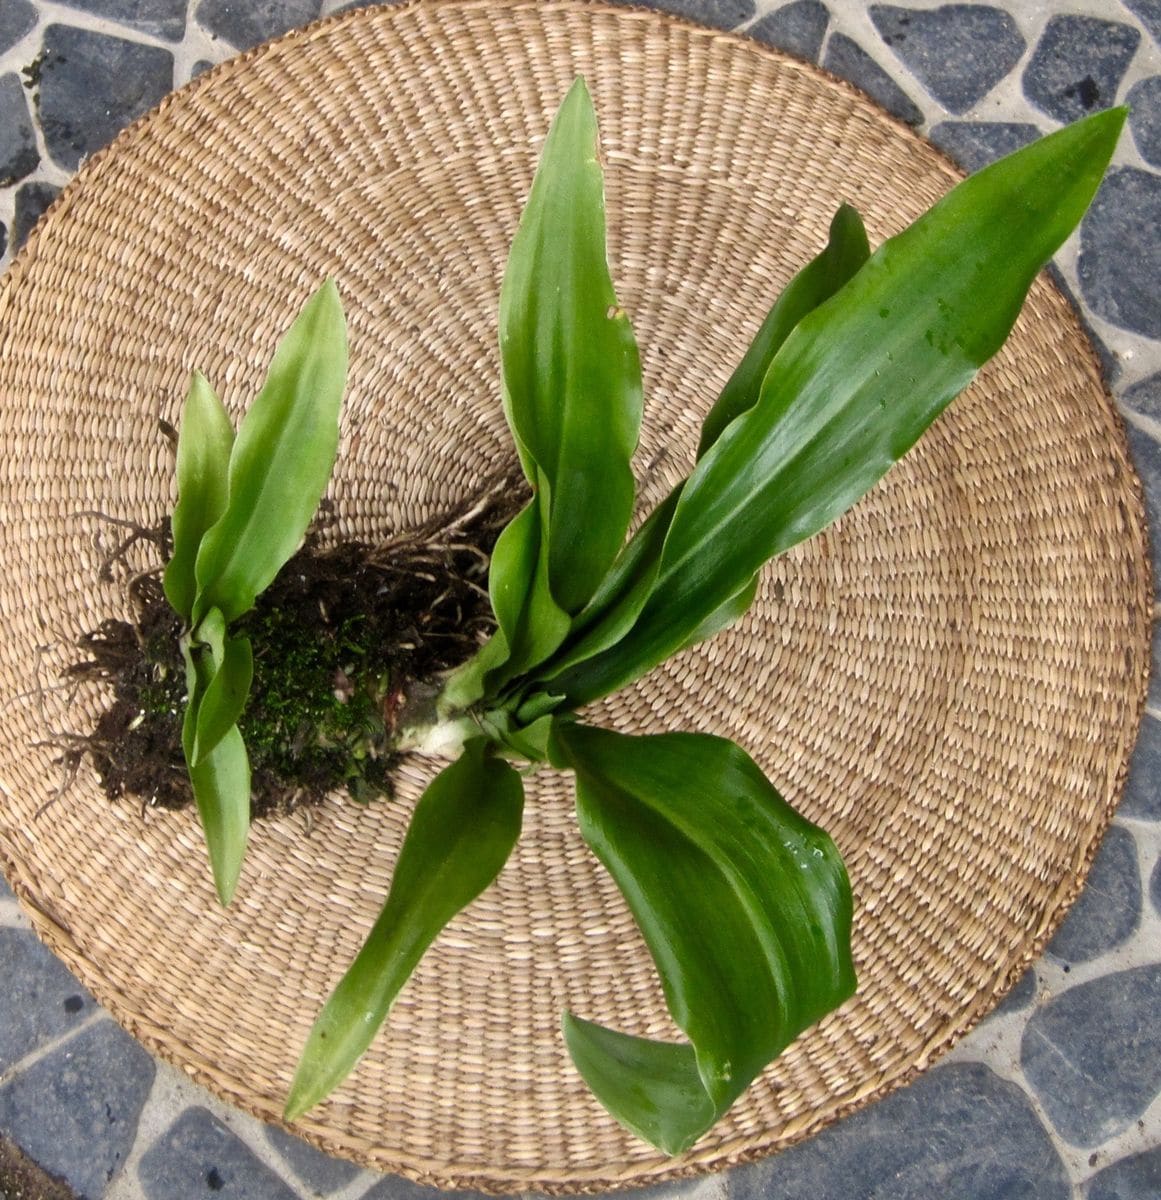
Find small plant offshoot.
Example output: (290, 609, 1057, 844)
(73, 79, 1125, 1153)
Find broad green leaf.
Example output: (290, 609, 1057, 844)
(193, 280, 347, 624)
(189, 723, 251, 906)
(697, 204, 870, 457)
(529, 206, 867, 690)
(192, 634, 253, 765)
(499, 76, 643, 615)
(550, 723, 854, 1154)
(163, 371, 234, 623)
(285, 738, 524, 1120)
(553, 108, 1126, 706)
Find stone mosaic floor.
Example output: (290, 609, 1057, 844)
(1, 0, 1160, 1197)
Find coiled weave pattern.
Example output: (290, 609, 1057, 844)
(0, 1, 1149, 1190)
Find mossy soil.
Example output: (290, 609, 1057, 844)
(66, 472, 523, 819)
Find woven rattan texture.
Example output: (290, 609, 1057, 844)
(0, 0, 1149, 1190)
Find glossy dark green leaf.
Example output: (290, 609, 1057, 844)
(697, 204, 870, 457)
(285, 738, 524, 1120)
(552, 108, 1126, 706)
(529, 208, 867, 692)
(550, 723, 854, 1154)
(163, 371, 234, 623)
(193, 280, 347, 624)
(499, 76, 643, 616)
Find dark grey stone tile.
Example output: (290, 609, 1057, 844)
(0, 1020, 155, 1198)
(1128, 76, 1161, 168)
(1120, 712, 1161, 819)
(1079, 167, 1161, 341)
(1124, 0, 1161, 46)
(748, 1, 828, 63)
(191, 58, 215, 78)
(194, 0, 323, 50)
(0, 0, 36, 56)
(139, 1107, 298, 1199)
(0, 871, 12, 899)
(1086, 1144, 1161, 1197)
(1023, 16, 1140, 124)
(264, 1124, 360, 1196)
(602, 0, 754, 30)
(362, 1175, 504, 1200)
(0, 927, 95, 1072)
(1125, 423, 1161, 601)
(870, 5, 1024, 115)
(1151, 620, 1161, 712)
(1150, 854, 1161, 915)
(1047, 825, 1141, 963)
(0, 74, 38, 187)
(11, 180, 58, 251)
(823, 33, 923, 125)
(37, 24, 173, 172)
(928, 120, 1040, 172)
(729, 1062, 1068, 1199)
(57, 0, 186, 41)
(1122, 372, 1161, 422)
(1086, 1145, 1161, 1197)
(1022, 963, 1161, 1145)
(987, 966, 1037, 1019)
(1043, 261, 1120, 387)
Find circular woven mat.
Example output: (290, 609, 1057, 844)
(0, 0, 1149, 1190)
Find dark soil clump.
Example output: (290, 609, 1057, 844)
(66, 471, 524, 818)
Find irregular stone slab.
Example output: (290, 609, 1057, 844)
(1151, 855, 1161, 916)
(1085, 1143, 1161, 1197)
(0, 1020, 155, 1198)
(1152, 622, 1161, 712)
(0, 927, 95, 1072)
(194, 0, 323, 50)
(1023, 16, 1140, 124)
(748, 0, 828, 63)
(1047, 825, 1141, 963)
(823, 33, 923, 125)
(870, 5, 1024, 114)
(12, 181, 59, 251)
(928, 120, 1039, 171)
(1022, 963, 1161, 1145)
(264, 1124, 361, 1195)
(0, 0, 36, 56)
(38, 24, 173, 172)
(57, 0, 186, 41)
(1123, 0, 1161, 45)
(1121, 425, 1161, 599)
(730, 1061, 1069, 1199)
(0, 871, 12, 900)
(0, 74, 37, 187)
(1122, 372, 1161, 422)
(1079, 168, 1161, 341)
(1120, 711, 1161, 818)
(1128, 76, 1161, 168)
(139, 1107, 298, 1199)
(363, 1174, 508, 1200)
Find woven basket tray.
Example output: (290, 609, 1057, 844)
(0, 0, 1149, 1190)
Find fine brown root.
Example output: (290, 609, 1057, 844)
(65, 467, 527, 819)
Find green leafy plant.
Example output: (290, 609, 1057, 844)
(271, 81, 1126, 1152)
(163, 281, 347, 904)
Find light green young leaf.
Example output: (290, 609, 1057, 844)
(552, 107, 1126, 707)
(697, 203, 870, 458)
(163, 371, 234, 623)
(192, 634, 253, 766)
(285, 738, 524, 1120)
(499, 76, 643, 616)
(193, 280, 347, 624)
(189, 723, 251, 906)
(550, 723, 854, 1154)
